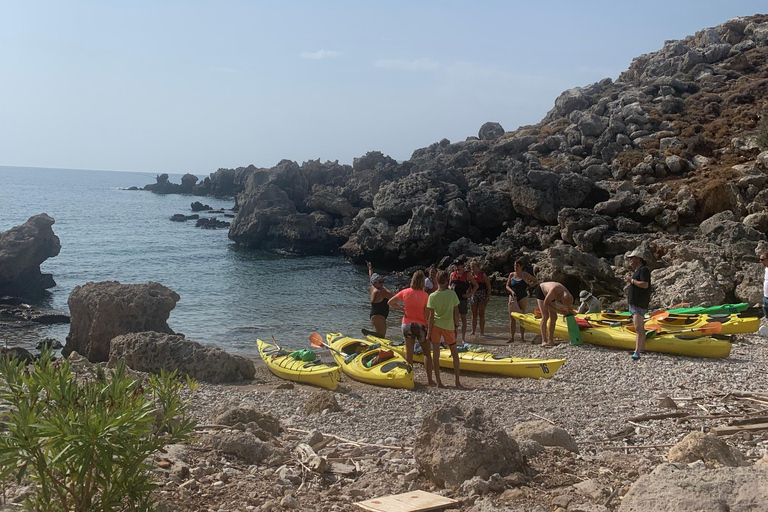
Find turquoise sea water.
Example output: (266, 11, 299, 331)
(0, 166, 512, 356)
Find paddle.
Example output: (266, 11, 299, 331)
(309, 333, 345, 357)
(645, 322, 723, 336)
(362, 328, 386, 339)
(271, 334, 281, 350)
(565, 315, 582, 346)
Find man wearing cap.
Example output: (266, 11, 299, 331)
(577, 290, 601, 314)
(626, 248, 651, 360)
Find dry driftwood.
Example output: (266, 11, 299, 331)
(625, 411, 689, 422)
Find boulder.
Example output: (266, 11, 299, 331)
(743, 211, 768, 233)
(618, 463, 768, 512)
(213, 408, 281, 436)
(343, 216, 398, 263)
(557, 208, 612, 253)
(303, 390, 342, 414)
(650, 260, 727, 309)
(305, 185, 358, 218)
(372, 169, 465, 224)
(199, 431, 270, 464)
(467, 184, 514, 230)
(180, 173, 198, 192)
(64, 281, 179, 362)
(509, 420, 579, 453)
(392, 205, 448, 263)
(668, 432, 745, 467)
(190, 201, 211, 212)
(0, 214, 61, 298)
(414, 405, 527, 488)
(108, 332, 255, 383)
(534, 245, 622, 297)
(544, 87, 591, 121)
(478, 122, 505, 140)
(508, 169, 592, 223)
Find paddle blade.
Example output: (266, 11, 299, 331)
(309, 332, 324, 348)
(534, 307, 542, 318)
(698, 322, 722, 335)
(271, 334, 280, 349)
(649, 310, 669, 321)
(669, 302, 691, 309)
(645, 323, 662, 332)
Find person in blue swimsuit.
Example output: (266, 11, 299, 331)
(505, 258, 538, 343)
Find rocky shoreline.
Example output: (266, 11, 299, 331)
(143, 15, 768, 309)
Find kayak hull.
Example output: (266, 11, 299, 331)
(372, 336, 565, 378)
(327, 333, 414, 389)
(510, 313, 732, 359)
(257, 339, 341, 390)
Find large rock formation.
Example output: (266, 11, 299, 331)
(0, 214, 61, 298)
(414, 405, 527, 488)
(108, 332, 255, 383)
(618, 463, 768, 512)
(64, 281, 179, 362)
(144, 15, 768, 305)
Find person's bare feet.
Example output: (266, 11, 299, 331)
(506, 338, 515, 344)
(436, 382, 446, 388)
(455, 382, 465, 389)
(541, 342, 556, 348)
(427, 380, 437, 387)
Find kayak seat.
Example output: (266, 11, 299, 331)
(303, 360, 324, 368)
(492, 355, 509, 360)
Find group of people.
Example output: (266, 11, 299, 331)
(366, 249, 654, 389)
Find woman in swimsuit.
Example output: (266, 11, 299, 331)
(505, 258, 538, 343)
(367, 261, 393, 336)
(468, 259, 491, 336)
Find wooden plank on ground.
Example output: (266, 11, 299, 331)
(711, 422, 768, 436)
(355, 490, 457, 512)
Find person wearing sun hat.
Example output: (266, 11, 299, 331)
(577, 290, 601, 314)
(626, 247, 651, 361)
(367, 261, 393, 337)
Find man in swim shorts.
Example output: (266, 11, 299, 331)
(536, 282, 575, 347)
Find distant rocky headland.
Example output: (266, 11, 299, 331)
(140, 14, 768, 309)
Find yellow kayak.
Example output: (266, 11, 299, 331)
(326, 333, 414, 389)
(584, 312, 758, 335)
(370, 335, 565, 379)
(257, 339, 342, 390)
(510, 312, 732, 359)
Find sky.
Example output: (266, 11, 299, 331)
(0, 1, 765, 176)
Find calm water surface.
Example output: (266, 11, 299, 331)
(0, 166, 513, 356)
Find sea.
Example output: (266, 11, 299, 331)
(0, 166, 512, 357)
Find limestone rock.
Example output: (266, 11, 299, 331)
(534, 245, 622, 297)
(618, 463, 768, 512)
(478, 122, 505, 140)
(414, 405, 527, 488)
(303, 390, 342, 414)
(64, 281, 179, 362)
(213, 408, 281, 436)
(651, 261, 727, 310)
(199, 431, 270, 464)
(0, 214, 61, 298)
(667, 432, 746, 467)
(108, 332, 255, 383)
(510, 420, 579, 453)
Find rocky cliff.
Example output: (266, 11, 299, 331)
(0, 214, 61, 298)
(158, 15, 768, 307)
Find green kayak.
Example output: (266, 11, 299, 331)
(615, 303, 750, 316)
(667, 303, 749, 315)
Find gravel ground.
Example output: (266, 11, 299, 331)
(2, 329, 766, 511)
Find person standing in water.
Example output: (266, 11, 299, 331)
(468, 259, 492, 336)
(426, 270, 463, 389)
(367, 261, 393, 337)
(626, 249, 651, 360)
(388, 270, 436, 386)
(506, 258, 538, 342)
(449, 257, 478, 344)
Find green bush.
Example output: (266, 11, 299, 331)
(0, 350, 197, 512)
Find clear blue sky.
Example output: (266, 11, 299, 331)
(0, 1, 764, 175)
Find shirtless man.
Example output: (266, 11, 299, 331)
(531, 281, 575, 347)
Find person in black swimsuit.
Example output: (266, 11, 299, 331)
(367, 261, 393, 336)
(506, 258, 538, 342)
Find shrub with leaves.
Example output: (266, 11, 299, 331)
(0, 350, 197, 512)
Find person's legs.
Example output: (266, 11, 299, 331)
(538, 299, 548, 345)
(547, 304, 557, 346)
(458, 300, 469, 343)
(416, 326, 435, 386)
(429, 327, 445, 387)
(509, 315, 516, 343)
(763, 296, 768, 321)
(470, 303, 479, 335)
(518, 298, 528, 340)
(371, 315, 387, 337)
(478, 302, 487, 336)
(441, 328, 461, 387)
(633, 312, 646, 354)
